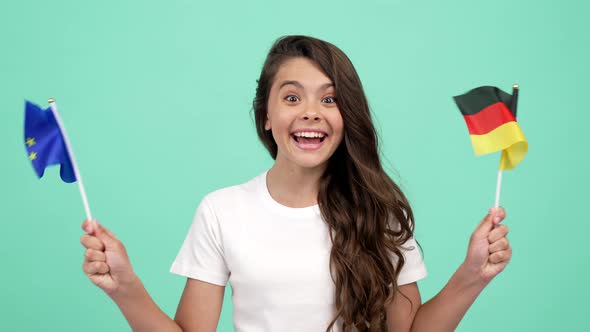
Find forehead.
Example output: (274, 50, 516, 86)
(273, 57, 333, 88)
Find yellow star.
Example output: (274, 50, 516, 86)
(29, 151, 37, 161)
(26, 137, 36, 147)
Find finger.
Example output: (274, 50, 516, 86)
(491, 206, 506, 225)
(81, 219, 92, 234)
(84, 249, 106, 262)
(81, 219, 100, 235)
(80, 234, 105, 251)
(82, 261, 110, 275)
(488, 238, 510, 253)
(489, 248, 512, 264)
(488, 224, 509, 243)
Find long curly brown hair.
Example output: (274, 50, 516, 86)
(253, 35, 416, 331)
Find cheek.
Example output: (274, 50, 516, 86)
(331, 112, 344, 137)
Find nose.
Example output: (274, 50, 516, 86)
(301, 103, 321, 121)
(302, 114, 320, 121)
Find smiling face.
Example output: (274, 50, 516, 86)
(265, 57, 344, 171)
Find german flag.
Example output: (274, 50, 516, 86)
(453, 86, 527, 170)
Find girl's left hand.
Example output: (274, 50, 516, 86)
(462, 207, 512, 284)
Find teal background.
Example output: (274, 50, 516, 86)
(1, 0, 588, 330)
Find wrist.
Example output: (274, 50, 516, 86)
(108, 274, 144, 303)
(453, 263, 490, 291)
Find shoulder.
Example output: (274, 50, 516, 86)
(184, 171, 266, 233)
(204, 172, 262, 202)
(197, 171, 265, 215)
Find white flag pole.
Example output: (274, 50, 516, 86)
(48, 98, 93, 221)
(494, 168, 503, 208)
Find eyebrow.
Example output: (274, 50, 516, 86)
(279, 80, 334, 91)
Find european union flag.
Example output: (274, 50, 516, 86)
(24, 101, 76, 183)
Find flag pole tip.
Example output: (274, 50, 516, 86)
(512, 84, 519, 89)
(48, 98, 55, 103)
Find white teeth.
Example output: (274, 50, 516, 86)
(293, 131, 326, 138)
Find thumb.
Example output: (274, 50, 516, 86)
(472, 208, 496, 239)
(91, 220, 120, 249)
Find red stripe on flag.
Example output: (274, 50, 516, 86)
(463, 102, 516, 135)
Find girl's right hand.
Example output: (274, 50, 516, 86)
(80, 220, 137, 297)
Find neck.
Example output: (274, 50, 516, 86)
(266, 158, 326, 208)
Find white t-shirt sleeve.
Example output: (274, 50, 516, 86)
(396, 237, 427, 285)
(170, 196, 230, 286)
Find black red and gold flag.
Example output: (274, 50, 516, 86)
(453, 86, 527, 170)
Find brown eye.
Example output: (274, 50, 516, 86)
(322, 96, 337, 104)
(285, 95, 299, 102)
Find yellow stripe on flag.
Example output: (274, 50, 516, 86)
(469, 121, 528, 170)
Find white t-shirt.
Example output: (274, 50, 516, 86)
(170, 170, 427, 332)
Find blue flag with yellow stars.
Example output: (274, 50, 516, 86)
(24, 101, 76, 183)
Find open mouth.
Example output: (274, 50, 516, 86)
(292, 135, 327, 144)
(290, 131, 328, 151)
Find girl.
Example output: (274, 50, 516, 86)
(80, 35, 511, 332)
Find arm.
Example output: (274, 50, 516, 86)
(108, 277, 224, 332)
(386, 207, 512, 332)
(175, 278, 225, 331)
(109, 275, 183, 332)
(408, 264, 487, 331)
(386, 283, 422, 331)
(81, 220, 224, 332)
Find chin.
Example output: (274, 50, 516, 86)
(277, 143, 336, 170)
(290, 156, 331, 170)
